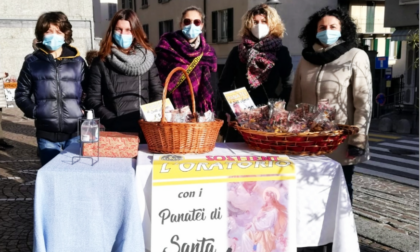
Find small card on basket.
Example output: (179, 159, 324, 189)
(82, 131, 139, 158)
(223, 87, 256, 116)
(140, 98, 174, 122)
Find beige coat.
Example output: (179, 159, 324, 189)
(288, 42, 372, 165)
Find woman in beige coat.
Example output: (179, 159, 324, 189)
(288, 7, 372, 203)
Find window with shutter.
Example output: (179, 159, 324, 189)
(212, 8, 234, 43)
(108, 3, 117, 20)
(159, 20, 173, 38)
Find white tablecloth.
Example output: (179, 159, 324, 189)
(135, 142, 359, 252)
(34, 144, 145, 252)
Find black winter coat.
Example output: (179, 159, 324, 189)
(218, 45, 293, 142)
(218, 45, 293, 105)
(15, 44, 86, 142)
(85, 57, 163, 133)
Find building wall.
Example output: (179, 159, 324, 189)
(349, 1, 393, 63)
(384, 0, 419, 27)
(0, 0, 94, 77)
(122, 0, 336, 67)
(274, 0, 337, 57)
(93, 0, 118, 38)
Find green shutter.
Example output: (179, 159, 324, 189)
(366, 2, 375, 33)
(385, 39, 390, 56)
(397, 41, 402, 59)
(373, 39, 378, 51)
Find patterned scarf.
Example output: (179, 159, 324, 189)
(239, 36, 283, 88)
(155, 31, 217, 112)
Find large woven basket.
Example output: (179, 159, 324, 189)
(232, 122, 359, 156)
(139, 67, 223, 154)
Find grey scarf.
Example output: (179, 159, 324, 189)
(107, 44, 154, 76)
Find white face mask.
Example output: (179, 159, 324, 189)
(251, 23, 270, 39)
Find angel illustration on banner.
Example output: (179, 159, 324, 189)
(228, 184, 288, 252)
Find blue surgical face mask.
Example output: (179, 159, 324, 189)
(113, 32, 133, 49)
(316, 30, 341, 45)
(182, 24, 202, 40)
(42, 34, 65, 51)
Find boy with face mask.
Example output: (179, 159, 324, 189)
(15, 12, 87, 166)
(218, 4, 293, 142)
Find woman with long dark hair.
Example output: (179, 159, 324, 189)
(155, 6, 218, 113)
(288, 7, 372, 203)
(85, 9, 162, 138)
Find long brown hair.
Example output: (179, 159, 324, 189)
(98, 9, 152, 60)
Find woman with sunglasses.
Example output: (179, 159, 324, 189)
(85, 9, 162, 141)
(155, 6, 218, 113)
(218, 4, 292, 142)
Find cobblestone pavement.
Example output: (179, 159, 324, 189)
(0, 107, 417, 252)
(353, 172, 419, 252)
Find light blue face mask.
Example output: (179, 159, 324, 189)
(113, 32, 133, 49)
(182, 24, 202, 40)
(316, 30, 341, 45)
(42, 34, 65, 51)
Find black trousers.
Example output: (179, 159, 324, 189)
(342, 165, 355, 203)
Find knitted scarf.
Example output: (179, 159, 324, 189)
(302, 41, 356, 66)
(155, 31, 217, 112)
(238, 35, 283, 89)
(107, 44, 154, 76)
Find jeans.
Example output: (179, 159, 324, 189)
(342, 165, 355, 204)
(37, 137, 79, 166)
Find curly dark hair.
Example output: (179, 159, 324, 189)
(298, 7, 357, 48)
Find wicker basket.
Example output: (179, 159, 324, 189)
(139, 67, 223, 154)
(231, 122, 359, 156)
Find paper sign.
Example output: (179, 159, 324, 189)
(151, 154, 296, 252)
(223, 87, 256, 116)
(140, 98, 174, 122)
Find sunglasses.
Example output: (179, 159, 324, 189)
(183, 18, 202, 26)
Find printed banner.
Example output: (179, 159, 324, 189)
(151, 154, 296, 252)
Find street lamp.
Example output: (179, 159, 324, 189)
(266, 0, 281, 5)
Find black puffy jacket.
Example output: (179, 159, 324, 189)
(15, 44, 86, 142)
(85, 57, 163, 133)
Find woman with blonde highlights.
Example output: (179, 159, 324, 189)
(218, 4, 292, 142)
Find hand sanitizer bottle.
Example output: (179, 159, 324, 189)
(81, 110, 99, 143)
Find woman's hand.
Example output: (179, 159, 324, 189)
(347, 145, 365, 159)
